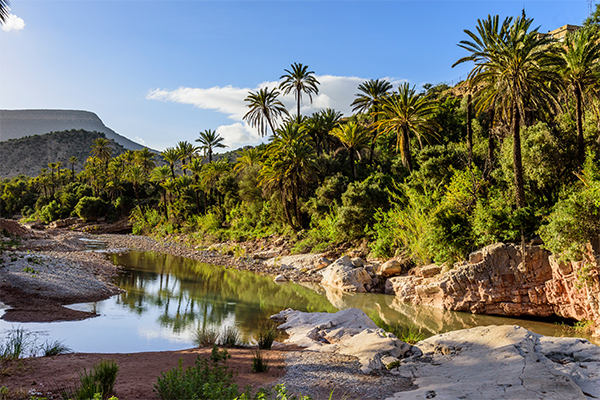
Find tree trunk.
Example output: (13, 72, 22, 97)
(487, 108, 496, 176)
(401, 126, 412, 172)
(350, 149, 356, 180)
(512, 106, 525, 209)
(297, 92, 301, 124)
(369, 113, 379, 164)
(575, 85, 585, 168)
(163, 189, 169, 219)
(466, 94, 473, 165)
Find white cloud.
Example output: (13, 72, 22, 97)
(147, 75, 407, 147)
(1, 10, 25, 32)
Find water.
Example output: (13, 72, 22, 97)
(0, 250, 596, 353)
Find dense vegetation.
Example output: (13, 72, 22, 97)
(1, 10, 599, 265)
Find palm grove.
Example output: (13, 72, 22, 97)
(2, 10, 599, 265)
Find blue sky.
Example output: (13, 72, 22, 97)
(0, 0, 591, 152)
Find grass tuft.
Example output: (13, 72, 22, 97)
(42, 339, 72, 357)
(256, 322, 277, 350)
(219, 326, 242, 348)
(251, 350, 269, 373)
(193, 325, 220, 348)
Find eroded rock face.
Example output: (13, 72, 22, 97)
(319, 256, 372, 292)
(386, 325, 600, 400)
(386, 243, 600, 334)
(271, 308, 418, 373)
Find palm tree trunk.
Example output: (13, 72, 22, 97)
(486, 108, 496, 177)
(401, 126, 413, 172)
(466, 94, 473, 165)
(511, 105, 526, 209)
(266, 114, 277, 136)
(350, 149, 356, 180)
(163, 189, 169, 219)
(369, 113, 378, 165)
(297, 93, 301, 123)
(575, 85, 584, 167)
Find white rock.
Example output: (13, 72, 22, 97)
(273, 274, 287, 282)
(320, 256, 372, 292)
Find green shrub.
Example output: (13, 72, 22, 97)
(256, 323, 277, 350)
(154, 346, 240, 400)
(251, 350, 269, 373)
(73, 360, 119, 400)
(0, 327, 35, 360)
(220, 326, 242, 348)
(42, 339, 72, 356)
(75, 196, 109, 222)
(193, 325, 219, 347)
(40, 200, 63, 223)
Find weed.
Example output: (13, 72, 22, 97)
(26, 256, 43, 265)
(72, 360, 119, 400)
(396, 326, 425, 345)
(42, 339, 72, 356)
(154, 345, 239, 400)
(193, 325, 220, 347)
(256, 322, 277, 350)
(220, 325, 242, 348)
(0, 327, 35, 360)
(22, 267, 37, 274)
(251, 350, 269, 373)
(556, 319, 594, 334)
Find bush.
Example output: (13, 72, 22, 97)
(75, 196, 109, 222)
(154, 346, 240, 400)
(59, 360, 119, 400)
(256, 323, 277, 350)
(220, 326, 242, 348)
(194, 325, 220, 347)
(251, 350, 269, 373)
(39, 200, 63, 223)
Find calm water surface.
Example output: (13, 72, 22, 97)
(0, 250, 596, 352)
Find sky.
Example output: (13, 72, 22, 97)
(0, 0, 592, 152)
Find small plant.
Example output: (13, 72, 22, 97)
(193, 325, 220, 347)
(154, 345, 240, 400)
(75, 360, 119, 400)
(220, 325, 242, 348)
(251, 350, 269, 373)
(42, 339, 72, 356)
(0, 327, 35, 360)
(397, 326, 425, 345)
(23, 267, 37, 274)
(257, 322, 277, 350)
(26, 256, 43, 265)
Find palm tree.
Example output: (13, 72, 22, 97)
(305, 108, 343, 155)
(161, 147, 179, 179)
(331, 121, 371, 180)
(243, 87, 289, 136)
(377, 83, 439, 172)
(557, 27, 600, 167)
(150, 166, 172, 218)
(90, 138, 112, 168)
(125, 164, 145, 207)
(279, 62, 320, 123)
(68, 156, 78, 182)
(453, 13, 562, 208)
(351, 79, 393, 163)
(234, 148, 263, 173)
(0, 0, 10, 25)
(135, 148, 156, 175)
(183, 158, 204, 214)
(196, 130, 227, 163)
(176, 141, 195, 174)
(259, 123, 317, 230)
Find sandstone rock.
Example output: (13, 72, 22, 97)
(271, 308, 414, 373)
(379, 260, 402, 277)
(319, 256, 372, 292)
(264, 253, 328, 271)
(386, 325, 600, 400)
(468, 250, 483, 264)
(418, 264, 442, 278)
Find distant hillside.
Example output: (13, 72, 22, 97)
(0, 109, 146, 151)
(0, 130, 127, 178)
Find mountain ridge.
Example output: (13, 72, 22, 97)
(0, 109, 147, 151)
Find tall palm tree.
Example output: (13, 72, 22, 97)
(331, 121, 371, 180)
(183, 158, 204, 214)
(176, 141, 195, 174)
(243, 87, 289, 136)
(234, 148, 263, 173)
(135, 148, 156, 175)
(351, 79, 393, 163)
(68, 156, 78, 182)
(557, 27, 600, 167)
(150, 166, 172, 218)
(279, 62, 320, 123)
(377, 83, 439, 172)
(161, 147, 179, 179)
(0, 0, 10, 25)
(196, 129, 227, 163)
(90, 138, 112, 168)
(259, 123, 316, 230)
(453, 13, 562, 208)
(305, 108, 343, 155)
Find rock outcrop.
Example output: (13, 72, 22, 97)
(386, 325, 600, 400)
(271, 308, 419, 373)
(319, 256, 373, 292)
(386, 243, 600, 335)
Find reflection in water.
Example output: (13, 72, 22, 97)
(110, 252, 337, 343)
(111, 251, 597, 346)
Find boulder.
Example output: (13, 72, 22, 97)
(271, 308, 415, 373)
(264, 253, 329, 271)
(386, 325, 600, 400)
(319, 256, 372, 292)
(273, 274, 287, 283)
(378, 260, 402, 277)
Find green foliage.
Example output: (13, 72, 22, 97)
(153, 346, 240, 400)
(219, 326, 243, 348)
(39, 200, 63, 223)
(396, 326, 425, 345)
(256, 323, 277, 350)
(194, 325, 220, 347)
(251, 350, 270, 373)
(73, 360, 119, 400)
(42, 339, 72, 356)
(75, 196, 109, 222)
(540, 152, 600, 261)
(0, 327, 35, 360)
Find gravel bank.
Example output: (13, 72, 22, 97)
(277, 351, 413, 399)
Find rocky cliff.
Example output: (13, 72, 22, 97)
(385, 242, 600, 337)
(0, 109, 145, 151)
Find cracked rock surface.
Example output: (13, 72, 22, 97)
(386, 325, 600, 400)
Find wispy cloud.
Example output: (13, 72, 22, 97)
(147, 75, 406, 146)
(1, 9, 25, 32)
